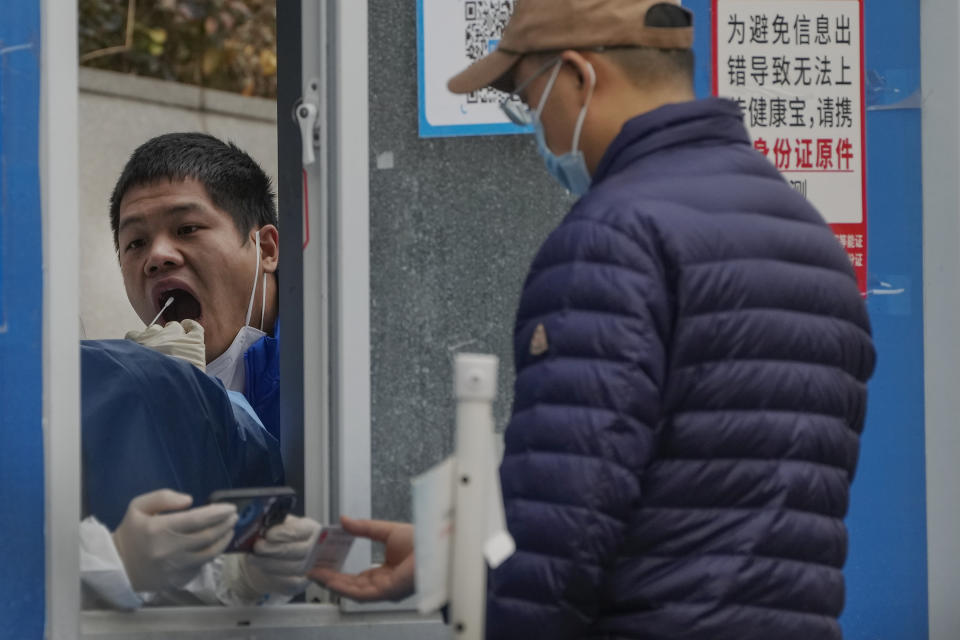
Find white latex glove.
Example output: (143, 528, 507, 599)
(125, 319, 206, 371)
(225, 515, 321, 602)
(112, 489, 238, 592)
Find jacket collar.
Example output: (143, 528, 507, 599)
(592, 97, 751, 186)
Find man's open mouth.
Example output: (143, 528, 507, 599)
(157, 289, 203, 324)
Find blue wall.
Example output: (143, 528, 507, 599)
(0, 1, 45, 638)
(845, 1, 927, 636)
(0, 2, 930, 638)
(686, 0, 928, 637)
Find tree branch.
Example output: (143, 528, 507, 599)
(79, 0, 136, 64)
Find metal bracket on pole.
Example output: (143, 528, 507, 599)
(296, 78, 321, 166)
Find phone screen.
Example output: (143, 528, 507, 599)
(209, 488, 297, 553)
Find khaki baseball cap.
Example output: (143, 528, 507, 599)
(448, 0, 693, 95)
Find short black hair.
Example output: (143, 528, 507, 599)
(109, 132, 277, 250)
(604, 4, 695, 90)
(602, 47, 695, 90)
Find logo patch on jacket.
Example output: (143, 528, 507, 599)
(530, 323, 549, 356)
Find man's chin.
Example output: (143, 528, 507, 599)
(205, 343, 224, 365)
(204, 333, 234, 366)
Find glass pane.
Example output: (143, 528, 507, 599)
(77, 1, 282, 610)
(368, 4, 573, 528)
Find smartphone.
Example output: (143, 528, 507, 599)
(209, 487, 297, 553)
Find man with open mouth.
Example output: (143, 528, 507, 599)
(76, 133, 315, 610)
(111, 132, 282, 442)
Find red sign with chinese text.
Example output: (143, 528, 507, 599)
(713, 0, 868, 294)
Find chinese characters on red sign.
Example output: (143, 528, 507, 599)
(714, 0, 867, 293)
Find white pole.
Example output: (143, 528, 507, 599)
(922, 0, 960, 636)
(449, 354, 499, 640)
(41, 0, 81, 636)
(332, 0, 373, 587)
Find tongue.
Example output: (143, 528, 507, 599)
(162, 291, 202, 323)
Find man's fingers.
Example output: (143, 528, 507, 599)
(164, 503, 238, 534)
(308, 567, 360, 594)
(309, 566, 400, 602)
(339, 516, 401, 544)
(130, 489, 193, 515)
(309, 567, 337, 583)
(310, 569, 380, 602)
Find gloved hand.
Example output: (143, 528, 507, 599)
(226, 515, 321, 602)
(112, 489, 238, 592)
(125, 319, 206, 371)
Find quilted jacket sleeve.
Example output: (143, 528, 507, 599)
(486, 209, 672, 639)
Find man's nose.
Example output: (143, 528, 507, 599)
(144, 237, 184, 276)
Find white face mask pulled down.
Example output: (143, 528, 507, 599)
(207, 230, 268, 392)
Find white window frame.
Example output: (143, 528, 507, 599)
(46, 0, 960, 637)
(307, 0, 427, 615)
(42, 0, 441, 636)
(921, 0, 960, 638)
(321, 0, 374, 579)
(301, 0, 333, 570)
(43, 0, 81, 636)
(48, 0, 960, 640)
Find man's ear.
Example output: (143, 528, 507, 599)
(258, 224, 280, 273)
(561, 50, 597, 96)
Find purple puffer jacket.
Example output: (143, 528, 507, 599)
(487, 98, 875, 640)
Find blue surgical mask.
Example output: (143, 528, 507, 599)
(532, 60, 596, 196)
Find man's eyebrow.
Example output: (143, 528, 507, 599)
(117, 203, 206, 234)
(117, 213, 144, 235)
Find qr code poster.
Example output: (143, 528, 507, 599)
(713, 0, 867, 294)
(417, 0, 529, 137)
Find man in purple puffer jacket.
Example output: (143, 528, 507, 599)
(313, 1, 875, 638)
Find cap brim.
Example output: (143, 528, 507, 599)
(447, 49, 522, 95)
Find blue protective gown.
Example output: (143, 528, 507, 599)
(81, 340, 284, 530)
(243, 319, 280, 443)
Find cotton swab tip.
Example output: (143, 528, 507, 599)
(149, 296, 175, 326)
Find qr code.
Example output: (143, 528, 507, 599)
(464, 0, 516, 104)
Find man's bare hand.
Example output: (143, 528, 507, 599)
(308, 515, 415, 602)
